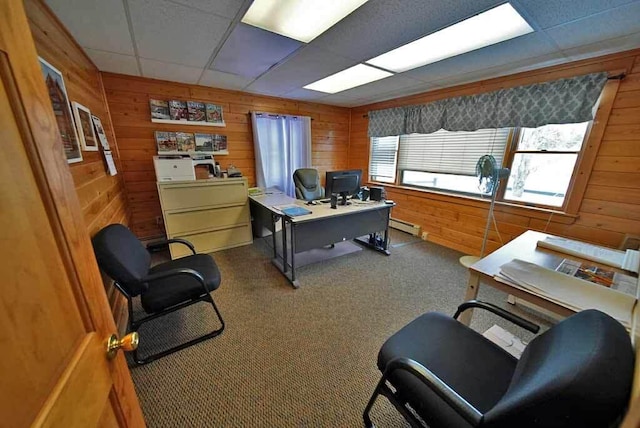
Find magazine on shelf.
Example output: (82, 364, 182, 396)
(155, 131, 178, 152)
(176, 132, 195, 152)
(205, 103, 224, 124)
(150, 99, 170, 120)
(211, 134, 227, 152)
(555, 259, 637, 297)
(195, 133, 213, 152)
(169, 100, 188, 121)
(187, 101, 206, 122)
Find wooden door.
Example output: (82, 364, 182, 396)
(0, 1, 145, 426)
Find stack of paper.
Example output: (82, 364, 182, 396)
(497, 259, 636, 328)
(537, 236, 639, 274)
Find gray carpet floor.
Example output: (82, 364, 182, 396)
(131, 230, 549, 427)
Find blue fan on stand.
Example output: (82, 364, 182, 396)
(459, 155, 510, 268)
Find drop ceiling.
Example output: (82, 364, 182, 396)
(45, 0, 640, 107)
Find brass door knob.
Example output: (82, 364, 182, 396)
(106, 332, 139, 359)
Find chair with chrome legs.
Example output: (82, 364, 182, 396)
(92, 223, 225, 365)
(364, 300, 634, 428)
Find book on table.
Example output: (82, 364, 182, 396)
(276, 205, 312, 217)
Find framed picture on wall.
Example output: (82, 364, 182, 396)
(72, 102, 98, 151)
(38, 57, 83, 163)
(91, 114, 110, 151)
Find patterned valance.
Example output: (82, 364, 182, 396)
(368, 72, 609, 137)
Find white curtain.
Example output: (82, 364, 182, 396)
(251, 112, 312, 197)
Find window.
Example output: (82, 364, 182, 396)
(397, 128, 510, 195)
(369, 122, 590, 208)
(369, 136, 399, 183)
(503, 122, 590, 207)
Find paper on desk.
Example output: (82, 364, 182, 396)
(497, 259, 636, 328)
(537, 237, 625, 268)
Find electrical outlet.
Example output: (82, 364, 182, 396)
(421, 231, 428, 240)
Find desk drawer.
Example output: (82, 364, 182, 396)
(170, 225, 252, 258)
(160, 180, 247, 210)
(165, 204, 249, 235)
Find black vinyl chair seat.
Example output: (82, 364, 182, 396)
(364, 302, 634, 428)
(142, 254, 221, 313)
(378, 312, 517, 428)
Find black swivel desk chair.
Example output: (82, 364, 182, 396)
(293, 168, 324, 201)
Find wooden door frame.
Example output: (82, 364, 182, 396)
(1, 1, 144, 425)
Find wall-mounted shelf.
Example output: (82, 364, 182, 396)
(152, 118, 226, 127)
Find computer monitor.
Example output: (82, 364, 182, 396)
(325, 169, 362, 205)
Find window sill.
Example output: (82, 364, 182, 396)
(367, 181, 578, 224)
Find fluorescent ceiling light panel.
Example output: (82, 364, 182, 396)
(366, 3, 533, 73)
(241, 0, 370, 43)
(303, 64, 392, 94)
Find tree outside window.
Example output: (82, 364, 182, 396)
(504, 122, 589, 207)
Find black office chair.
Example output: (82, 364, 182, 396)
(92, 224, 225, 365)
(293, 168, 324, 201)
(364, 301, 634, 428)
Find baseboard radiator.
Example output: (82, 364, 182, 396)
(389, 218, 420, 236)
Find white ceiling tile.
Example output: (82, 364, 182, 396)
(139, 58, 203, 84)
(545, 2, 640, 50)
(245, 47, 357, 96)
(45, 0, 640, 106)
(517, 0, 635, 29)
(311, 0, 504, 62)
(84, 48, 140, 75)
(128, 0, 231, 67)
(211, 24, 302, 78)
(563, 31, 640, 61)
(370, 82, 443, 103)
(316, 94, 365, 107)
(199, 69, 253, 90)
(428, 52, 567, 90)
(405, 32, 559, 83)
(167, 0, 247, 19)
(336, 75, 425, 99)
(45, 0, 134, 54)
(281, 88, 328, 101)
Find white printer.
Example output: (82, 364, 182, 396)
(153, 154, 215, 181)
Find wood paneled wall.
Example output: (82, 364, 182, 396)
(25, 0, 129, 329)
(350, 50, 640, 256)
(102, 73, 351, 238)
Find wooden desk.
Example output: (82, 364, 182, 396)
(459, 230, 634, 325)
(460, 230, 640, 427)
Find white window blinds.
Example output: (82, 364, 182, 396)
(397, 128, 510, 176)
(369, 136, 399, 183)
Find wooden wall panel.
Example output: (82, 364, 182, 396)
(25, 0, 129, 328)
(102, 73, 351, 239)
(349, 49, 640, 254)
